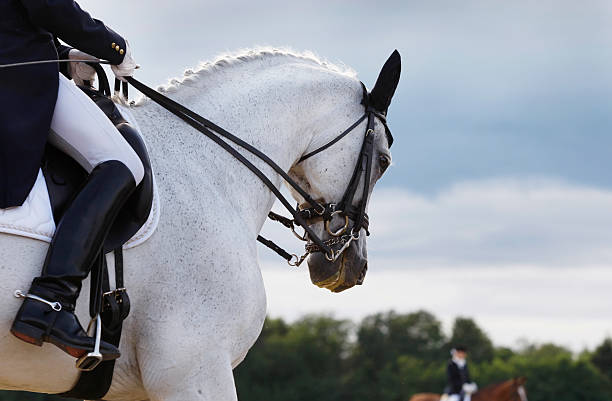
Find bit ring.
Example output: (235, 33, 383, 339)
(325, 211, 349, 237)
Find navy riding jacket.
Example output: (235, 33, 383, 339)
(447, 360, 471, 395)
(0, 0, 127, 208)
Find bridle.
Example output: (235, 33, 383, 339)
(125, 77, 392, 266)
(296, 83, 392, 263)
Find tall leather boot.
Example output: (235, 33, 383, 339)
(11, 160, 136, 361)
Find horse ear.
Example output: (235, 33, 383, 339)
(369, 50, 401, 114)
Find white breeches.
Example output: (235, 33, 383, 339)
(49, 73, 144, 185)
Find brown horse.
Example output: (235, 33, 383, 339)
(409, 377, 528, 401)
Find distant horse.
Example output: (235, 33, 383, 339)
(0, 48, 399, 400)
(409, 377, 528, 401)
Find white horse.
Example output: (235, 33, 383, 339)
(0, 48, 399, 400)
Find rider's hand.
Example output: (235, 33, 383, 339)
(111, 41, 136, 82)
(462, 383, 478, 394)
(68, 49, 97, 86)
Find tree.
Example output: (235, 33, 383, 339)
(592, 338, 612, 380)
(448, 317, 494, 363)
(494, 346, 515, 361)
(234, 315, 351, 401)
(341, 310, 447, 401)
(355, 310, 447, 363)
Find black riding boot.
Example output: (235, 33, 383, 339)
(11, 160, 136, 361)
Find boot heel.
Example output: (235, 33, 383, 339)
(10, 321, 45, 346)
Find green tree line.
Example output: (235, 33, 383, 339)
(2, 311, 611, 401)
(234, 311, 612, 401)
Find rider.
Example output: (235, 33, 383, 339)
(444, 346, 478, 401)
(1, 0, 144, 361)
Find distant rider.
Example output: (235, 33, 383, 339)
(444, 346, 478, 401)
(1, 0, 144, 362)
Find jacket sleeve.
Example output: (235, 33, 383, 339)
(20, 0, 126, 65)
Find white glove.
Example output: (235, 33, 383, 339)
(111, 41, 136, 82)
(462, 382, 478, 394)
(68, 49, 97, 86)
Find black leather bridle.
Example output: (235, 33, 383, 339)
(125, 77, 392, 266)
(295, 84, 393, 263)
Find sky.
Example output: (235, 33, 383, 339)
(77, 0, 612, 351)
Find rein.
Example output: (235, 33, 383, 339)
(125, 76, 390, 266)
(3, 56, 391, 266)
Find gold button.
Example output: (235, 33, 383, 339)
(111, 42, 116, 48)
(119, 49, 124, 55)
(115, 45, 120, 51)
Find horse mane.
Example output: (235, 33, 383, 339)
(132, 47, 358, 106)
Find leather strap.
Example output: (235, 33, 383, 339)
(256, 235, 293, 262)
(126, 77, 333, 255)
(298, 114, 367, 163)
(61, 248, 128, 400)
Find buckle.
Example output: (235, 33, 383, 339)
(102, 287, 131, 329)
(76, 314, 103, 371)
(103, 287, 127, 303)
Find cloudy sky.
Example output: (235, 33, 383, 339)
(79, 0, 612, 351)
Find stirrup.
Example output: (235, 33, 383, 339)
(76, 314, 103, 371)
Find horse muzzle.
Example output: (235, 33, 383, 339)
(306, 238, 368, 293)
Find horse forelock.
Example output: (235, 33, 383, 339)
(132, 47, 358, 106)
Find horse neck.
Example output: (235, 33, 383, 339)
(129, 57, 360, 236)
(473, 380, 513, 401)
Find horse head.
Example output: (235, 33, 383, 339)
(289, 50, 401, 292)
(514, 377, 528, 401)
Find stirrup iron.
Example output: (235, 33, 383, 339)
(76, 314, 103, 371)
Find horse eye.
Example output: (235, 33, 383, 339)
(379, 155, 390, 172)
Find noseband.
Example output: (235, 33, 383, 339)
(125, 77, 391, 266)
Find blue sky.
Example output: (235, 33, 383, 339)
(79, 0, 612, 351)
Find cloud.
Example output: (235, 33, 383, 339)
(260, 264, 612, 351)
(258, 179, 612, 350)
(366, 179, 612, 266)
(260, 179, 612, 267)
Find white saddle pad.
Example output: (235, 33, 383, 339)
(0, 169, 159, 249)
